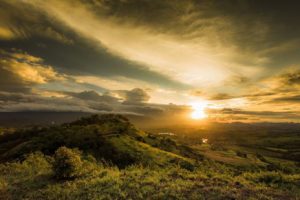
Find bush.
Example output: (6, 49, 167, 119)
(243, 171, 284, 185)
(53, 147, 83, 180)
(236, 151, 247, 158)
(256, 153, 267, 162)
(179, 160, 195, 171)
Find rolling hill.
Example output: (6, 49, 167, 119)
(0, 114, 299, 199)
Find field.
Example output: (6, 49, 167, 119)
(0, 115, 299, 199)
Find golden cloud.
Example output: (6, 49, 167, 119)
(0, 26, 15, 40)
(0, 50, 64, 84)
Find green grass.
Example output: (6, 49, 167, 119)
(0, 152, 299, 200)
(0, 114, 299, 199)
(107, 135, 194, 168)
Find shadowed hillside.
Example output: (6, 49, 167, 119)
(0, 114, 196, 170)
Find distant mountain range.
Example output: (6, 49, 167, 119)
(0, 112, 152, 127)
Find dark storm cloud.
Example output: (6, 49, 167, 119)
(0, 89, 186, 119)
(217, 108, 290, 116)
(209, 108, 300, 120)
(87, 102, 113, 112)
(0, 37, 188, 91)
(3, 0, 300, 74)
(259, 70, 300, 104)
(209, 93, 235, 101)
(0, 1, 72, 43)
(67, 90, 187, 117)
(280, 70, 300, 85)
(0, 92, 36, 103)
(207, 91, 276, 101)
(71, 0, 300, 87)
(0, 0, 190, 91)
(122, 105, 164, 116)
(0, 92, 90, 112)
(3, 0, 299, 92)
(95, 1, 300, 48)
(272, 95, 300, 103)
(0, 91, 111, 113)
(118, 88, 150, 104)
(67, 90, 119, 103)
(120, 0, 299, 69)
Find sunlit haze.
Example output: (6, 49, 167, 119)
(190, 102, 207, 120)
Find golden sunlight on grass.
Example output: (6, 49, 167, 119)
(189, 101, 207, 120)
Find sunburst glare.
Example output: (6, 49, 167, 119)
(189, 101, 207, 120)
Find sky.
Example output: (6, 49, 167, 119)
(1, 0, 300, 123)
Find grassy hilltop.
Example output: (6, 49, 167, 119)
(0, 114, 299, 200)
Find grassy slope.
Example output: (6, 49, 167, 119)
(1, 152, 299, 200)
(107, 135, 193, 167)
(0, 114, 195, 169)
(0, 115, 299, 199)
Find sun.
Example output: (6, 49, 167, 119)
(189, 101, 207, 120)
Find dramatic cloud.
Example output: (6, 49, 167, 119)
(20, 0, 264, 89)
(272, 95, 300, 103)
(116, 88, 150, 104)
(0, 27, 15, 40)
(1, 0, 300, 122)
(68, 90, 119, 103)
(0, 0, 72, 43)
(206, 108, 300, 122)
(280, 70, 300, 85)
(0, 49, 63, 92)
(0, 90, 191, 125)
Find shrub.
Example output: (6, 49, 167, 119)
(256, 153, 267, 162)
(243, 171, 283, 185)
(53, 146, 83, 180)
(23, 152, 53, 174)
(179, 160, 195, 171)
(236, 151, 247, 158)
(210, 143, 226, 151)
